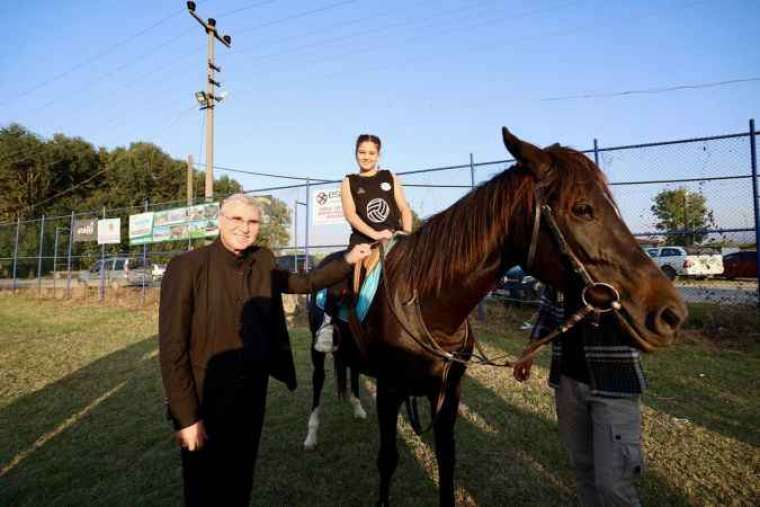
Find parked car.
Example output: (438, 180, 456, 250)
(722, 250, 758, 279)
(276, 254, 317, 273)
(152, 263, 167, 280)
(491, 265, 543, 303)
(644, 246, 723, 280)
(78, 257, 160, 287)
(77, 257, 131, 286)
(125, 258, 154, 286)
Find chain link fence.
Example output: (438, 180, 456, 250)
(2, 126, 758, 308)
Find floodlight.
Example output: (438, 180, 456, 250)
(223, 35, 231, 45)
(187, 2, 196, 12)
(207, 18, 216, 27)
(194, 91, 207, 106)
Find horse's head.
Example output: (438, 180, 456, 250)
(502, 127, 687, 350)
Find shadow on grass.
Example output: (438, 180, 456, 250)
(0, 336, 181, 506)
(0, 322, 698, 506)
(476, 315, 760, 449)
(641, 344, 760, 448)
(453, 373, 691, 506)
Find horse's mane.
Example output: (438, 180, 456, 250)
(387, 146, 613, 296)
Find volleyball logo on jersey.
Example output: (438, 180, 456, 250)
(366, 198, 390, 223)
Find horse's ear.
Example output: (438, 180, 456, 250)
(502, 127, 552, 180)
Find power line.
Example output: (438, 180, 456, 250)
(217, 0, 279, 18)
(233, 0, 357, 36)
(28, 166, 110, 211)
(12, 6, 189, 102)
(197, 162, 332, 182)
(541, 77, 760, 101)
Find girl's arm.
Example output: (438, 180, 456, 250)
(341, 177, 384, 240)
(392, 173, 413, 233)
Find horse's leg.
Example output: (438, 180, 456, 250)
(349, 368, 367, 419)
(304, 346, 326, 451)
(376, 383, 403, 507)
(433, 380, 462, 507)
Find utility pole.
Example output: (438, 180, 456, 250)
(186, 154, 194, 206)
(187, 1, 231, 203)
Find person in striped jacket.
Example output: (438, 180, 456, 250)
(514, 286, 645, 507)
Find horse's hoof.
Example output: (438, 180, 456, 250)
(349, 396, 367, 419)
(353, 406, 367, 419)
(303, 438, 318, 451)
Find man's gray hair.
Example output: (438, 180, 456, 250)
(220, 193, 261, 213)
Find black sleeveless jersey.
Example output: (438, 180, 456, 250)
(346, 169, 402, 246)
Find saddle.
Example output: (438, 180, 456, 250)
(352, 243, 382, 294)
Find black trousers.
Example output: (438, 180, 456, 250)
(180, 368, 269, 507)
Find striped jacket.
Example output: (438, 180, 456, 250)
(531, 287, 646, 398)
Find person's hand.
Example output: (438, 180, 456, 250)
(374, 229, 394, 241)
(344, 243, 372, 265)
(513, 354, 533, 382)
(176, 420, 207, 451)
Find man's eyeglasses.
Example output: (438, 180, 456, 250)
(222, 213, 260, 230)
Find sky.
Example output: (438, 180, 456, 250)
(2, 0, 759, 249)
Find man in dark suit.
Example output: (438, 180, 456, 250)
(159, 193, 370, 506)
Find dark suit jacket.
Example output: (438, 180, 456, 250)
(159, 241, 351, 429)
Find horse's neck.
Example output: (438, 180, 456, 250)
(421, 176, 532, 334)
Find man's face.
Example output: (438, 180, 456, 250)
(219, 201, 260, 254)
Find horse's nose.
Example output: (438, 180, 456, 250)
(653, 304, 686, 336)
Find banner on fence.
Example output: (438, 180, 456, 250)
(73, 218, 97, 242)
(151, 203, 219, 243)
(129, 212, 154, 245)
(97, 218, 121, 244)
(312, 186, 344, 225)
(128, 204, 220, 245)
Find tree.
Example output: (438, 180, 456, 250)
(255, 195, 291, 248)
(650, 187, 715, 246)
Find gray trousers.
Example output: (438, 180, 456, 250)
(555, 375, 644, 507)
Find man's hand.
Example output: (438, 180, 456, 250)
(374, 229, 394, 241)
(344, 243, 372, 265)
(513, 355, 534, 382)
(176, 420, 207, 451)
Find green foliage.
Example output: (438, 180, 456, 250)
(650, 187, 715, 246)
(0, 123, 291, 262)
(256, 196, 291, 248)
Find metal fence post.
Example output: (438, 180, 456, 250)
(37, 215, 45, 294)
(749, 118, 759, 307)
(593, 138, 600, 166)
(100, 207, 106, 302)
(11, 216, 21, 293)
(66, 211, 74, 298)
(305, 178, 311, 271)
(293, 199, 299, 273)
(53, 227, 60, 294)
(142, 199, 149, 305)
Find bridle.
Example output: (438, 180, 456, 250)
(373, 181, 652, 434)
(379, 183, 650, 375)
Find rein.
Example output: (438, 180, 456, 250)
(371, 187, 646, 434)
(378, 191, 624, 373)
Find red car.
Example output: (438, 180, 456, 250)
(722, 251, 758, 279)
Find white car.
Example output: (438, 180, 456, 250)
(644, 246, 724, 280)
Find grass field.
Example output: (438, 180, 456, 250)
(1, 294, 759, 506)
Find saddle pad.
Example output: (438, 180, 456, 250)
(315, 234, 402, 323)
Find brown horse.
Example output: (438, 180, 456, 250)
(309, 128, 687, 507)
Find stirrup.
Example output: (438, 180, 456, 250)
(314, 315, 337, 353)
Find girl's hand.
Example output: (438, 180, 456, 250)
(375, 229, 394, 241)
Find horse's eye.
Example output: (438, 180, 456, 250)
(572, 203, 594, 220)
